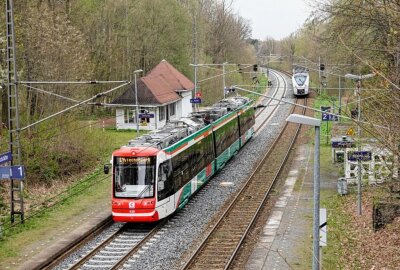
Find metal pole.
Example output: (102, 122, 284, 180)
(223, 62, 226, 98)
(357, 80, 362, 215)
(338, 74, 342, 122)
(318, 56, 321, 94)
(135, 73, 140, 136)
(194, 64, 198, 111)
(313, 125, 321, 270)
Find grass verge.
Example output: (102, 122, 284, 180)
(0, 127, 138, 267)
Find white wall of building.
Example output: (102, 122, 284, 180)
(181, 91, 193, 117)
(116, 107, 156, 130)
(115, 92, 193, 131)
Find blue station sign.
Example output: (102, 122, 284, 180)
(139, 113, 155, 118)
(347, 151, 372, 161)
(0, 151, 12, 165)
(322, 112, 338, 121)
(332, 141, 355, 148)
(0, 165, 25, 180)
(190, 98, 202, 104)
(321, 106, 338, 121)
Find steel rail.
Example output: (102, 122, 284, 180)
(181, 73, 306, 270)
(110, 221, 166, 269)
(36, 216, 114, 270)
(254, 70, 288, 134)
(63, 221, 165, 270)
(225, 97, 308, 269)
(68, 223, 130, 270)
(254, 70, 281, 119)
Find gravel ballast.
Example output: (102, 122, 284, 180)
(54, 70, 295, 270)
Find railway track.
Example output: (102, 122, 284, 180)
(39, 69, 293, 270)
(36, 217, 114, 270)
(254, 69, 288, 133)
(67, 222, 163, 270)
(181, 96, 308, 270)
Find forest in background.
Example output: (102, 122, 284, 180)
(0, 0, 257, 186)
(0, 0, 258, 217)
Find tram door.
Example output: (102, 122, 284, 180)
(157, 161, 175, 218)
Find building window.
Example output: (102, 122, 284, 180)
(159, 106, 165, 121)
(124, 109, 136, 124)
(169, 103, 175, 117)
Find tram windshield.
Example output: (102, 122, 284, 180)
(114, 156, 156, 198)
(294, 75, 307, 86)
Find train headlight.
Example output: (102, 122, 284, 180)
(142, 199, 155, 207)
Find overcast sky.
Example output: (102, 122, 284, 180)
(232, 0, 313, 40)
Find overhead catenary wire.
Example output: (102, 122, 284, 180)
(233, 85, 390, 130)
(18, 82, 130, 132)
(25, 111, 127, 145)
(21, 84, 80, 103)
(18, 80, 129, 84)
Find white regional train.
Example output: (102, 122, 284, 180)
(292, 68, 309, 96)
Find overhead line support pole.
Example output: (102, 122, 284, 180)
(5, 0, 24, 224)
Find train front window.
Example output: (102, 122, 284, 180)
(294, 75, 306, 86)
(114, 156, 155, 198)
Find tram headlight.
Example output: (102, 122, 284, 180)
(112, 201, 122, 206)
(142, 199, 155, 207)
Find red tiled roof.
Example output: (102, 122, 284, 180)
(147, 59, 194, 91)
(111, 60, 193, 106)
(141, 75, 181, 104)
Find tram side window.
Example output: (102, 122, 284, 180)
(157, 161, 173, 201)
(181, 150, 191, 184)
(189, 143, 199, 178)
(215, 118, 239, 156)
(190, 134, 214, 178)
(205, 134, 215, 161)
(172, 133, 215, 193)
(172, 154, 183, 192)
(200, 134, 214, 167)
(239, 108, 255, 134)
(172, 150, 190, 192)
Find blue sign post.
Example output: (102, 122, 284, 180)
(139, 113, 154, 118)
(190, 98, 202, 104)
(0, 166, 25, 180)
(0, 151, 12, 165)
(347, 151, 372, 161)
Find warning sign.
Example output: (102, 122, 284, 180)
(346, 127, 355, 136)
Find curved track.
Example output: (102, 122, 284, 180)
(181, 97, 307, 269)
(40, 69, 294, 270)
(254, 70, 288, 133)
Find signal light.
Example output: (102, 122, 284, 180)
(237, 64, 242, 73)
(253, 64, 258, 71)
(320, 64, 325, 71)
